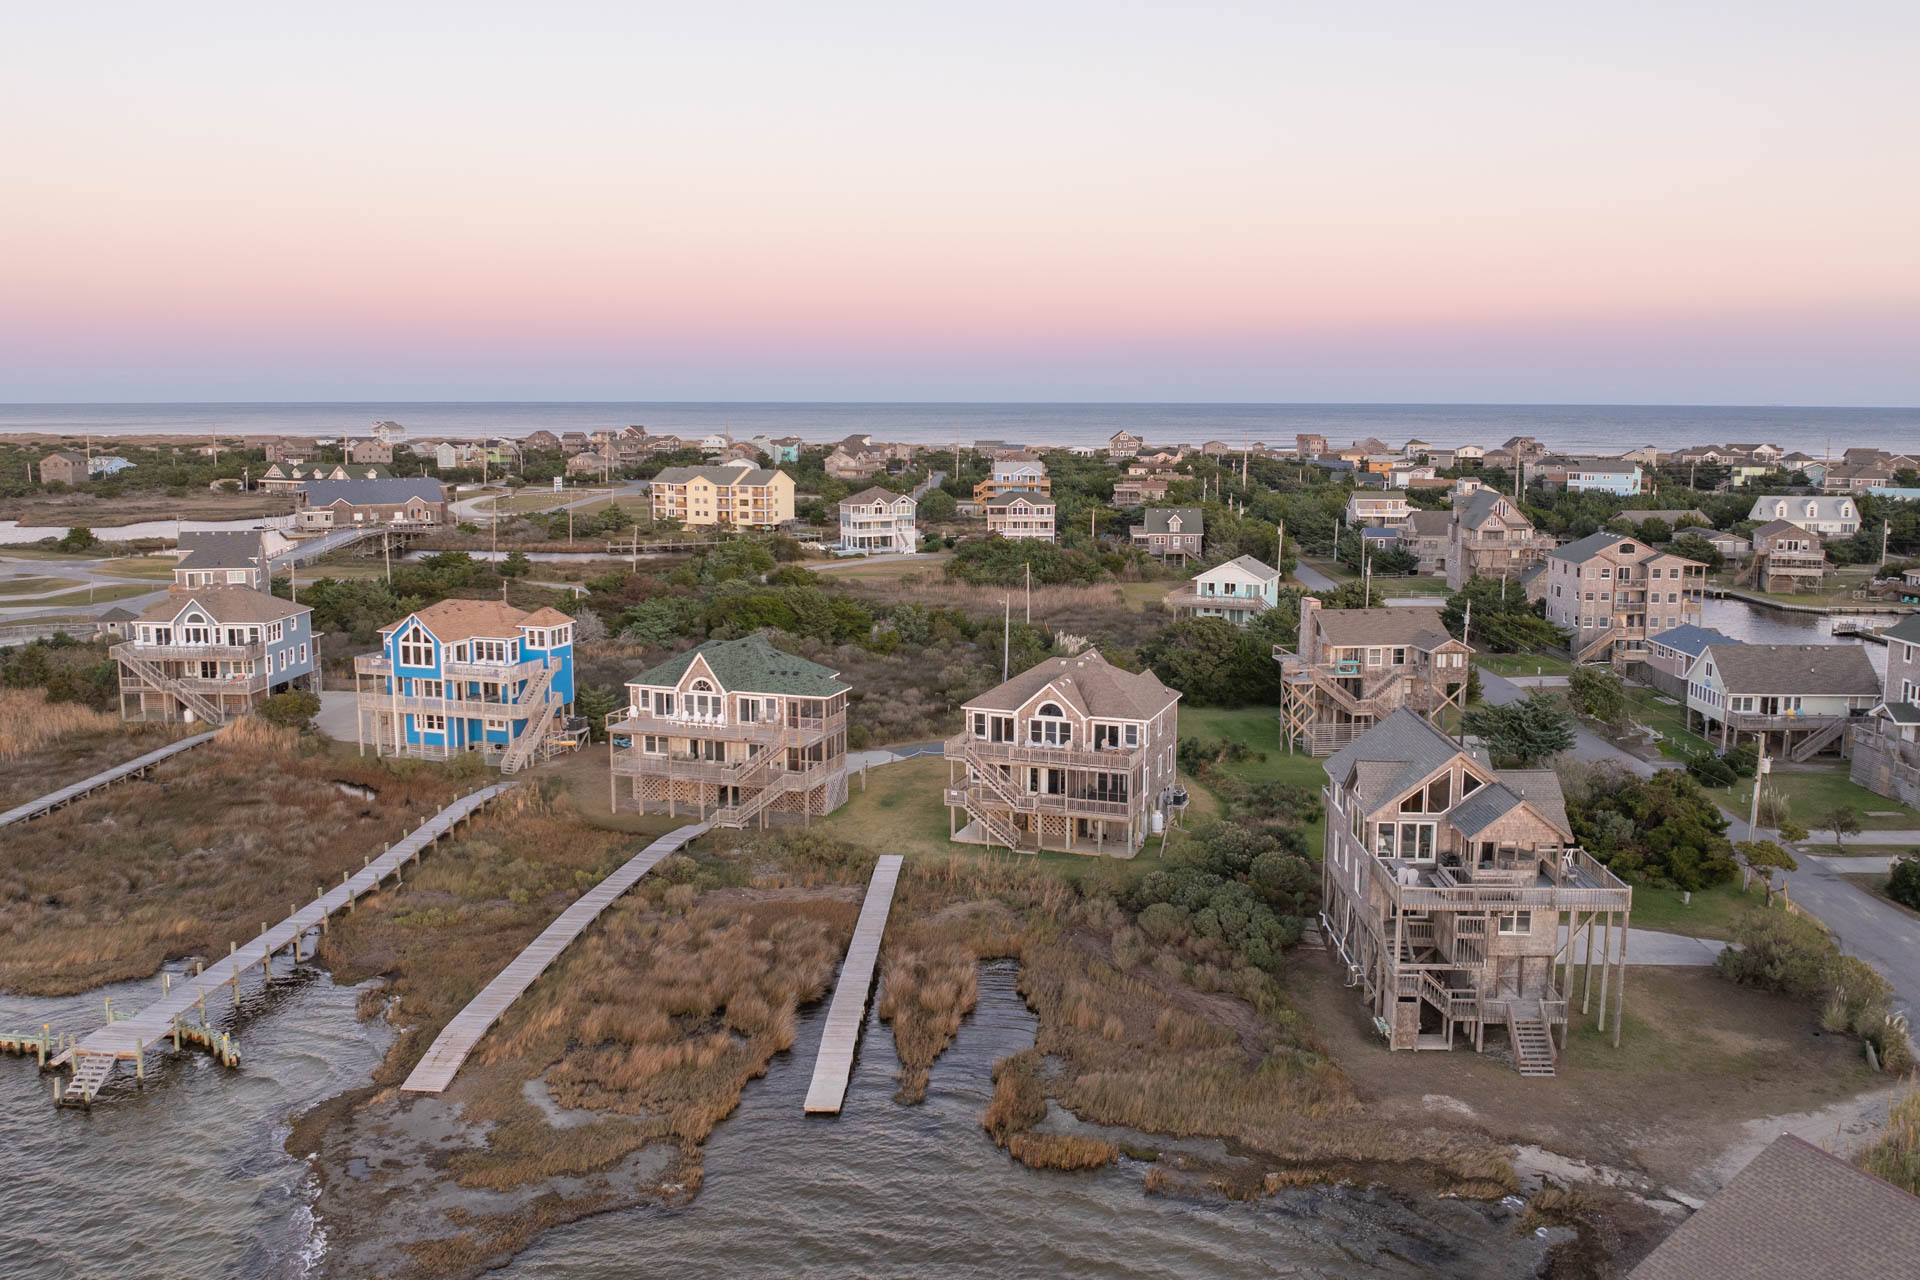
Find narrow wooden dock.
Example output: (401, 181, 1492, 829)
(803, 854, 903, 1115)
(400, 822, 709, 1094)
(0, 731, 218, 827)
(47, 782, 515, 1105)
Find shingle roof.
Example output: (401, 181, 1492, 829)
(842, 486, 907, 505)
(626, 634, 848, 697)
(1751, 519, 1816, 541)
(1628, 1134, 1920, 1280)
(986, 493, 1051, 509)
(1141, 507, 1204, 536)
(1310, 605, 1460, 651)
(380, 599, 557, 644)
(1446, 783, 1522, 837)
(1701, 643, 1880, 697)
(1498, 769, 1572, 838)
(141, 588, 310, 624)
(1647, 624, 1740, 659)
(1552, 531, 1633, 564)
(1747, 495, 1856, 522)
(1322, 709, 1463, 815)
(652, 466, 783, 486)
(966, 649, 1178, 720)
(1458, 489, 1530, 531)
(300, 477, 444, 506)
(1879, 702, 1920, 725)
(1883, 614, 1920, 645)
(175, 530, 268, 571)
(1405, 510, 1451, 536)
(1205, 554, 1281, 583)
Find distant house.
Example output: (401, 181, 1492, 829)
(1345, 492, 1411, 527)
(1823, 464, 1892, 493)
(1107, 429, 1145, 459)
(1617, 508, 1710, 530)
(752, 434, 802, 464)
(1502, 435, 1548, 461)
(294, 477, 447, 530)
(1131, 508, 1204, 561)
(1397, 509, 1451, 576)
(973, 455, 1050, 505)
(649, 462, 795, 529)
(171, 529, 289, 593)
(985, 493, 1055, 541)
(1562, 463, 1644, 496)
(1544, 532, 1707, 665)
(1748, 494, 1860, 537)
(1642, 623, 1740, 685)
(1111, 476, 1170, 507)
(824, 444, 887, 480)
(565, 451, 609, 477)
(39, 451, 86, 486)
(1852, 614, 1920, 806)
(523, 430, 561, 451)
(89, 455, 133, 477)
(838, 487, 918, 554)
(1295, 433, 1328, 458)
(1749, 520, 1827, 592)
(260, 461, 390, 491)
(1200, 440, 1231, 458)
(1165, 555, 1282, 625)
(1685, 642, 1879, 756)
(347, 439, 394, 465)
(1387, 462, 1437, 488)
(369, 420, 407, 444)
(1704, 530, 1752, 561)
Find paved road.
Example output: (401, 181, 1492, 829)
(813, 552, 950, 575)
(1558, 925, 1727, 965)
(1478, 662, 1920, 1016)
(1293, 562, 1339, 591)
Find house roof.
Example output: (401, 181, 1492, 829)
(1752, 519, 1817, 541)
(1700, 643, 1880, 697)
(1877, 702, 1920, 725)
(300, 477, 444, 506)
(966, 649, 1178, 720)
(1310, 605, 1460, 651)
(1880, 614, 1920, 645)
(1628, 1134, 1920, 1280)
(381, 599, 558, 644)
(1552, 531, 1639, 564)
(1748, 495, 1857, 522)
(175, 530, 267, 571)
(842, 486, 907, 505)
(1405, 510, 1451, 536)
(141, 588, 309, 624)
(627, 634, 848, 696)
(1498, 769, 1573, 838)
(44, 450, 85, 464)
(1203, 554, 1281, 583)
(1458, 489, 1529, 531)
(1140, 507, 1204, 536)
(986, 493, 1051, 509)
(1648, 624, 1740, 659)
(1446, 783, 1522, 837)
(1322, 709, 1466, 816)
(652, 465, 783, 486)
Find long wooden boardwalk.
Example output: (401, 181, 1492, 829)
(400, 822, 710, 1094)
(804, 854, 903, 1115)
(48, 782, 515, 1105)
(0, 731, 218, 827)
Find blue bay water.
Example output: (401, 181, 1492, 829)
(2, 402, 1917, 457)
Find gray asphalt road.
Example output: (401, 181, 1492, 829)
(1293, 561, 1338, 591)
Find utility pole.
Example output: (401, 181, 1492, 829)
(1002, 596, 1011, 682)
(1749, 753, 1770, 837)
(1276, 519, 1284, 571)
(1025, 562, 1031, 623)
(1882, 519, 1891, 569)
(1458, 598, 1471, 747)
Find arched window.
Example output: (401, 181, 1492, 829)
(687, 679, 720, 719)
(1029, 702, 1072, 747)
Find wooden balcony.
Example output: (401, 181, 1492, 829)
(1166, 589, 1269, 614)
(114, 641, 263, 663)
(944, 783, 1132, 820)
(945, 733, 1144, 773)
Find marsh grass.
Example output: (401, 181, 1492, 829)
(1857, 1085, 1920, 1195)
(0, 719, 472, 994)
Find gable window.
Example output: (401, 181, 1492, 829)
(685, 679, 722, 720)
(1029, 702, 1072, 747)
(398, 628, 432, 667)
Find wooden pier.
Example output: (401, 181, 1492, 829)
(0, 731, 217, 827)
(401, 822, 709, 1094)
(46, 782, 515, 1106)
(803, 854, 903, 1115)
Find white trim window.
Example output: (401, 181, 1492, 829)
(398, 627, 433, 668)
(1498, 910, 1533, 935)
(419, 713, 446, 733)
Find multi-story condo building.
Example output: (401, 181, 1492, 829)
(115, 589, 317, 724)
(1273, 600, 1474, 756)
(946, 650, 1179, 856)
(608, 635, 848, 826)
(1542, 533, 1706, 665)
(1749, 520, 1828, 593)
(837, 487, 918, 554)
(1685, 642, 1879, 760)
(1851, 615, 1920, 807)
(1164, 555, 1282, 625)
(1445, 490, 1546, 589)
(972, 454, 1051, 505)
(353, 600, 579, 772)
(1746, 494, 1860, 537)
(1345, 492, 1411, 527)
(985, 493, 1056, 541)
(1130, 508, 1203, 561)
(1319, 711, 1633, 1074)
(648, 461, 795, 529)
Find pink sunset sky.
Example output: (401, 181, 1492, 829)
(2, 2, 1916, 403)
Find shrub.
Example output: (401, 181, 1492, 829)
(1889, 857, 1920, 911)
(254, 690, 321, 731)
(1566, 665, 1626, 724)
(1714, 909, 1831, 997)
(1686, 753, 1737, 787)
(1722, 744, 1760, 778)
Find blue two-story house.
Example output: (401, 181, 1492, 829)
(353, 599, 582, 771)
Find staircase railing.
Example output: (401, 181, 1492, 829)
(498, 664, 557, 774)
(1789, 716, 1850, 762)
(110, 645, 227, 724)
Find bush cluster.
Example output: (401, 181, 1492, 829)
(1124, 823, 1314, 972)
(1716, 908, 1913, 1073)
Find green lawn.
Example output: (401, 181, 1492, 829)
(1620, 685, 1713, 759)
(1177, 705, 1328, 856)
(1710, 763, 1920, 835)
(1296, 557, 1356, 582)
(1377, 577, 1452, 597)
(1625, 881, 1771, 942)
(1476, 652, 1572, 678)
(95, 556, 179, 581)
(0, 583, 153, 608)
(0, 576, 81, 596)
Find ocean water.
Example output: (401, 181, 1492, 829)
(3, 401, 1917, 457)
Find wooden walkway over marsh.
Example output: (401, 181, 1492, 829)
(45, 782, 515, 1106)
(0, 731, 218, 827)
(804, 854, 903, 1115)
(400, 822, 709, 1094)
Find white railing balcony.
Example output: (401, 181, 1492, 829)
(115, 641, 262, 662)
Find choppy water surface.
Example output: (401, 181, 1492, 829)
(0, 962, 1553, 1279)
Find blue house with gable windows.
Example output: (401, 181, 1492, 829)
(353, 599, 583, 771)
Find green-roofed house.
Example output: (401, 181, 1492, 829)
(608, 635, 849, 826)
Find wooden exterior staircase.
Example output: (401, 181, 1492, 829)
(498, 664, 556, 774)
(704, 749, 785, 827)
(1510, 1004, 1557, 1077)
(1788, 716, 1850, 762)
(113, 647, 227, 724)
(953, 747, 1031, 848)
